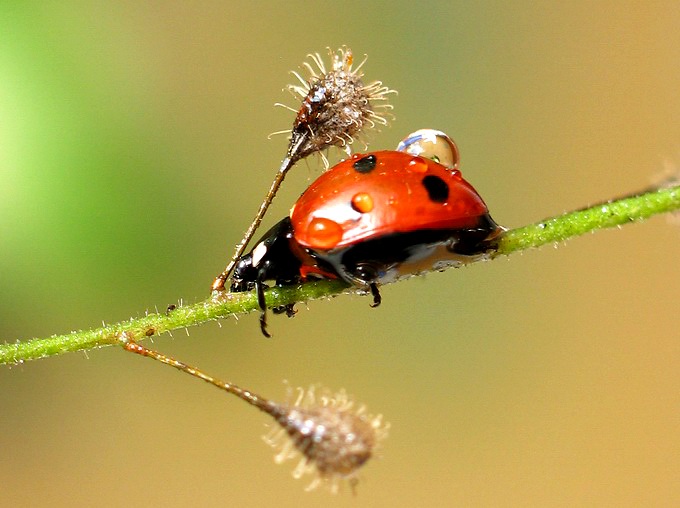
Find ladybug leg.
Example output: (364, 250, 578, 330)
(369, 283, 381, 308)
(255, 280, 271, 338)
(347, 264, 382, 308)
(273, 304, 297, 318)
(259, 313, 271, 338)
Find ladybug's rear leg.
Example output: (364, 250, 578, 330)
(347, 264, 382, 308)
(369, 283, 381, 308)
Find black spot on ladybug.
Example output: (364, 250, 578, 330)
(422, 175, 449, 203)
(352, 154, 377, 173)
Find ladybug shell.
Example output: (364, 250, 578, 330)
(290, 151, 491, 251)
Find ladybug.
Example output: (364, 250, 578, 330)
(231, 130, 504, 337)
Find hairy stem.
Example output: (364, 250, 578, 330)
(1, 184, 678, 365)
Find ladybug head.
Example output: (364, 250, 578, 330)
(230, 218, 303, 292)
(229, 218, 305, 337)
(230, 253, 258, 293)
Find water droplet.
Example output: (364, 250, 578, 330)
(397, 129, 460, 170)
(351, 192, 374, 213)
(307, 217, 344, 249)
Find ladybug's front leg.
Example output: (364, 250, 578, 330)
(254, 280, 271, 338)
(369, 283, 381, 308)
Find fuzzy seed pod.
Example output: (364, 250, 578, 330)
(278, 47, 396, 165)
(263, 385, 389, 493)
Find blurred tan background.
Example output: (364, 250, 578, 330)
(1, 2, 679, 506)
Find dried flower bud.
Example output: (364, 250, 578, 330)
(121, 338, 387, 493)
(279, 46, 396, 165)
(264, 385, 388, 493)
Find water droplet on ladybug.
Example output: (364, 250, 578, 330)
(396, 129, 460, 170)
(351, 192, 374, 213)
(307, 217, 344, 249)
(406, 158, 429, 173)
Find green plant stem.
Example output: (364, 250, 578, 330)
(1, 184, 678, 365)
(493, 185, 679, 255)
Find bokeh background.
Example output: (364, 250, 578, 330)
(1, 2, 678, 506)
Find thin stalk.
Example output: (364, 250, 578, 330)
(211, 134, 308, 291)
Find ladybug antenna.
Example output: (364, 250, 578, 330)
(120, 334, 388, 493)
(212, 47, 396, 292)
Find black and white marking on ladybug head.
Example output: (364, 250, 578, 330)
(251, 241, 269, 268)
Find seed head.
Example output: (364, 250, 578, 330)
(263, 385, 389, 493)
(276, 47, 396, 166)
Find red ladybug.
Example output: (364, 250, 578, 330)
(231, 130, 504, 336)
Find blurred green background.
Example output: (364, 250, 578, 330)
(1, 2, 679, 506)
